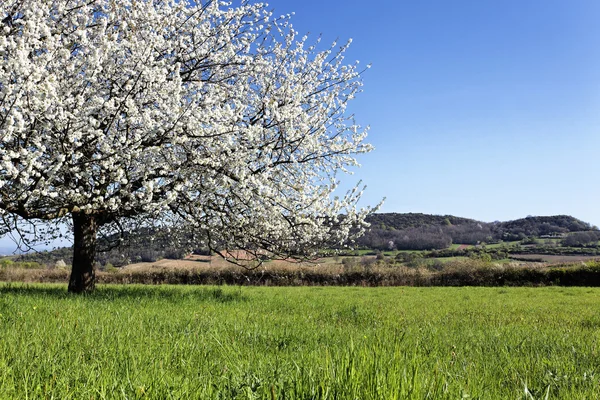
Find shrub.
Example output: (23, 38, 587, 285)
(104, 263, 118, 273)
(140, 250, 161, 263)
(104, 256, 130, 267)
(20, 262, 42, 269)
(192, 248, 212, 256)
(360, 256, 376, 271)
(342, 257, 358, 272)
(469, 252, 492, 263)
(164, 248, 186, 260)
(427, 259, 445, 271)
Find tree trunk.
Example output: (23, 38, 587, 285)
(68, 212, 98, 293)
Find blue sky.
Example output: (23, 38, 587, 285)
(275, 0, 600, 226)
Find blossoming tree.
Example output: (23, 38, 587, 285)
(0, 0, 374, 293)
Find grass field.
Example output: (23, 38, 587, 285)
(0, 284, 599, 399)
(448, 241, 522, 250)
(510, 254, 600, 263)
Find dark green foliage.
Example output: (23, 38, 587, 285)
(359, 213, 598, 251)
(365, 212, 476, 230)
(192, 248, 212, 256)
(139, 250, 160, 263)
(0, 259, 43, 269)
(512, 245, 600, 256)
(395, 252, 424, 265)
(358, 225, 453, 251)
(561, 231, 600, 247)
(98, 254, 130, 267)
(163, 248, 187, 260)
(426, 243, 600, 261)
(493, 215, 597, 241)
(428, 261, 600, 287)
(547, 262, 600, 286)
(16, 247, 73, 266)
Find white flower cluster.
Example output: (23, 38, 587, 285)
(0, 0, 376, 257)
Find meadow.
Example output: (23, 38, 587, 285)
(0, 284, 599, 399)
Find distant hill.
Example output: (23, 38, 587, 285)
(358, 213, 598, 251)
(365, 213, 596, 234)
(359, 213, 487, 250)
(492, 215, 597, 241)
(365, 213, 477, 231)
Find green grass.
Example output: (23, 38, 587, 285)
(0, 284, 599, 399)
(429, 256, 471, 263)
(482, 242, 508, 249)
(540, 238, 562, 244)
(448, 241, 522, 250)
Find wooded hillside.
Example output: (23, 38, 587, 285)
(358, 213, 598, 251)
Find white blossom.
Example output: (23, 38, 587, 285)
(0, 0, 376, 264)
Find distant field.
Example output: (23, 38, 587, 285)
(484, 241, 521, 248)
(0, 284, 599, 398)
(510, 254, 600, 263)
(430, 256, 471, 263)
(448, 242, 522, 250)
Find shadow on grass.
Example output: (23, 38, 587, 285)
(191, 258, 212, 263)
(0, 283, 246, 303)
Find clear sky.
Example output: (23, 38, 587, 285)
(274, 0, 600, 227)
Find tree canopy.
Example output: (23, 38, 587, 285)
(0, 0, 374, 292)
